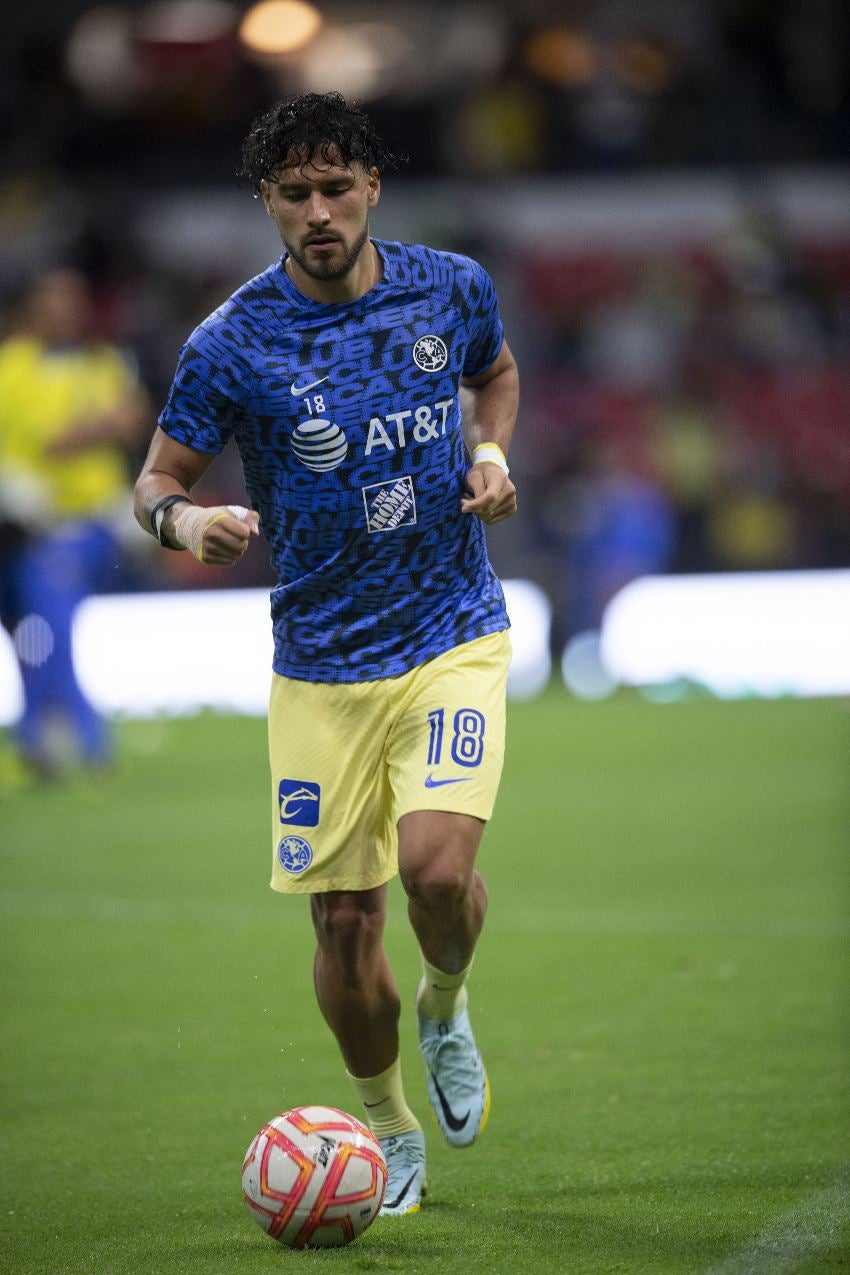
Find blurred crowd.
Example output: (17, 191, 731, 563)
(2, 0, 849, 184)
(515, 211, 850, 644)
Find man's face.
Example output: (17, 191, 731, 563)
(261, 148, 380, 284)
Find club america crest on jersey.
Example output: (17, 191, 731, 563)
(290, 418, 348, 472)
(412, 335, 448, 372)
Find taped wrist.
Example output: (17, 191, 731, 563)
(172, 504, 231, 563)
(472, 442, 509, 474)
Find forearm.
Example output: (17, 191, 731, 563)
(462, 341, 519, 460)
(466, 364, 518, 456)
(134, 427, 257, 563)
(133, 427, 214, 541)
(458, 343, 519, 525)
(133, 466, 194, 536)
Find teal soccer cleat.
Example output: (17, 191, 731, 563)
(417, 1002, 491, 1148)
(378, 1130, 427, 1216)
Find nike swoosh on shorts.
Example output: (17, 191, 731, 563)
(424, 774, 473, 789)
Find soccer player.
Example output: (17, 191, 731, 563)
(0, 267, 148, 775)
(134, 92, 518, 1216)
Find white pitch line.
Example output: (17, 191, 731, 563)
(704, 1174, 850, 1274)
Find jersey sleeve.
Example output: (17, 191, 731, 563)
(460, 258, 505, 379)
(157, 326, 249, 455)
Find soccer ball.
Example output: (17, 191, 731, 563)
(241, 1106, 387, 1248)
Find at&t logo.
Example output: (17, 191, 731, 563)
(291, 418, 348, 472)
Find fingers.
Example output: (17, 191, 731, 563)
(473, 495, 518, 524)
(460, 463, 518, 524)
(171, 502, 260, 563)
(478, 497, 517, 525)
(199, 509, 258, 566)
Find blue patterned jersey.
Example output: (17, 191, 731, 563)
(158, 238, 510, 682)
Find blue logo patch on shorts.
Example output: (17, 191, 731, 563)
(277, 835, 313, 874)
(278, 779, 321, 826)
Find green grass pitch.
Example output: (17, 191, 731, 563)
(2, 692, 848, 1273)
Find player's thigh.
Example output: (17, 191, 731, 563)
(397, 809, 486, 897)
(268, 675, 394, 894)
(388, 629, 511, 825)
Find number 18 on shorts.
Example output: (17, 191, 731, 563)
(267, 630, 511, 895)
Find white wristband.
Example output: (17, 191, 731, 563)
(472, 443, 509, 474)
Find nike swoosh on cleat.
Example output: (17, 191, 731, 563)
(384, 1170, 418, 1212)
(430, 1072, 470, 1132)
(424, 773, 473, 789)
(291, 376, 328, 396)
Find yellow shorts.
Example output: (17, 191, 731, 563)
(268, 629, 511, 894)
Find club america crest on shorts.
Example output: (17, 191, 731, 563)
(277, 835, 313, 874)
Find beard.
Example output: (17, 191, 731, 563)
(286, 223, 370, 282)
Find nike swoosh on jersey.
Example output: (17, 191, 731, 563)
(429, 1072, 470, 1132)
(291, 376, 329, 396)
(424, 773, 473, 788)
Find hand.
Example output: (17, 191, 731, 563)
(460, 462, 517, 525)
(170, 503, 261, 565)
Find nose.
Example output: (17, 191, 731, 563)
(306, 192, 331, 226)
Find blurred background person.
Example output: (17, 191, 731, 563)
(0, 266, 149, 775)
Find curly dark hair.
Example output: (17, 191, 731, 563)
(238, 92, 398, 190)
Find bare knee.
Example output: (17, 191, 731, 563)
(400, 855, 476, 917)
(398, 812, 485, 917)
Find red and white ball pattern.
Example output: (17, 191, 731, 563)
(242, 1106, 387, 1248)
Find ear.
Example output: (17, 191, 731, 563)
(259, 179, 274, 217)
(367, 167, 381, 209)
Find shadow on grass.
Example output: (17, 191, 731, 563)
(152, 1219, 448, 1273)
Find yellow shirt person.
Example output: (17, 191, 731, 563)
(0, 335, 136, 522)
(0, 268, 146, 776)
